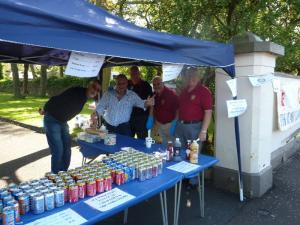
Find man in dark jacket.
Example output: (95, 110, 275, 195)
(128, 66, 153, 139)
(40, 79, 101, 173)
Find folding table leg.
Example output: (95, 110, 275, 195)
(164, 191, 168, 225)
(160, 192, 167, 225)
(123, 208, 128, 224)
(175, 180, 182, 225)
(197, 172, 205, 218)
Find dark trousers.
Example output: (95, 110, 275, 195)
(44, 113, 71, 173)
(130, 114, 148, 139)
(105, 121, 132, 136)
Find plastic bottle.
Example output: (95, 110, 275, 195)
(190, 140, 199, 164)
(173, 138, 182, 162)
(166, 141, 174, 161)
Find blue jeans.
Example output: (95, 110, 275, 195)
(105, 121, 132, 136)
(44, 113, 71, 173)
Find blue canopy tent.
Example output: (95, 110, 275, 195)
(0, 0, 243, 201)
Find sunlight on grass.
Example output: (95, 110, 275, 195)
(0, 92, 93, 130)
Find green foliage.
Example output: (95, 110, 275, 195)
(93, 0, 299, 75)
(0, 63, 3, 80)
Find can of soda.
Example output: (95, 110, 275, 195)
(29, 192, 39, 211)
(54, 189, 64, 208)
(68, 184, 78, 203)
(105, 176, 112, 191)
(0, 200, 3, 216)
(2, 206, 15, 225)
(3, 195, 13, 207)
(44, 191, 55, 211)
(0, 190, 9, 199)
(95, 177, 104, 193)
(77, 180, 86, 199)
(6, 200, 20, 222)
(32, 194, 45, 214)
(18, 194, 30, 215)
(115, 171, 122, 186)
(138, 166, 147, 182)
(86, 179, 96, 197)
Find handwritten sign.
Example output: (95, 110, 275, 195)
(167, 161, 200, 174)
(26, 209, 87, 225)
(249, 74, 274, 87)
(85, 188, 135, 212)
(226, 78, 237, 97)
(65, 52, 105, 77)
(226, 99, 247, 118)
(162, 64, 184, 82)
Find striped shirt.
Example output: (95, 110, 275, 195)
(96, 89, 145, 126)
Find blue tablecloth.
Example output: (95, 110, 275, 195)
(21, 135, 218, 224)
(78, 134, 219, 178)
(78, 134, 163, 158)
(21, 168, 182, 224)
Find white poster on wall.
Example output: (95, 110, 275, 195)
(65, 52, 105, 77)
(272, 78, 280, 93)
(277, 81, 300, 131)
(226, 78, 237, 97)
(248, 74, 274, 87)
(226, 99, 247, 118)
(162, 64, 184, 82)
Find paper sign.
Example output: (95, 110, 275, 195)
(65, 52, 105, 77)
(162, 64, 184, 82)
(26, 209, 87, 225)
(85, 188, 135, 212)
(272, 78, 280, 93)
(226, 99, 247, 118)
(249, 74, 274, 87)
(226, 78, 237, 97)
(167, 161, 200, 174)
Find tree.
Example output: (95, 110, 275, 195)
(40, 65, 48, 97)
(10, 63, 22, 98)
(59, 66, 64, 77)
(23, 64, 29, 95)
(30, 65, 37, 79)
(0, 63, 3, 80)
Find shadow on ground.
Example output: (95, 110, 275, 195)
(0, 148, 50, 184)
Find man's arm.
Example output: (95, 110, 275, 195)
(198, 110, 212, 141)
(95, 92, 109, 116)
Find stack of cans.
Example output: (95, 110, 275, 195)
(103, 148, 163, 183)
(0, 148, 163, 224)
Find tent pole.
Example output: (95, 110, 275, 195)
(233, 96, 244, 202)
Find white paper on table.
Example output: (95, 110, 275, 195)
(65, 52, 105, 77)
(167, 161, 200, 174)
(26, 209, 87, 225)
(248, 74, 274, 87)
(272, 78, 280, 93)
(226, 99, 247, 118)
(85, 188, 135, 212)
(162, 64, 184, 82)
(226, 78, 237, 97)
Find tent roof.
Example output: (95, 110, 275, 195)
(0, 0, 235, 76)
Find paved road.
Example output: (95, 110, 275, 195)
(1, 120, 299, 225)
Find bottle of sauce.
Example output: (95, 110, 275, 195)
(166, 141, 174, 161)
(173, 138, 182, 162)
(190, 140, 199, 164)
(186, 140, 191, 160)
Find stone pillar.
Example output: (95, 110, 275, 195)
(214, 32, 284, 198)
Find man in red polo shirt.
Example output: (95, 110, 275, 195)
(175, 68, 213, 147)
(152, 76, 179, 145)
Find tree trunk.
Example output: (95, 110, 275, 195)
(59, 66, 64, 77)
(30, 65, 37, 79)
(23, 64, 29, 95)
(0, 63, 3, 80)
(40, 65, 48, 97)
(11, 63, 22, 98)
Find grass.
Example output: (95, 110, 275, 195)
(0, 92, 93, 133)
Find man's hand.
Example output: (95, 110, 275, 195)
(198, 130, 207, 142)
(38, 108, 45, 115)
(145, 95, 155, 107)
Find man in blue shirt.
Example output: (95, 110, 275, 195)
(96, 74, 154, 136)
